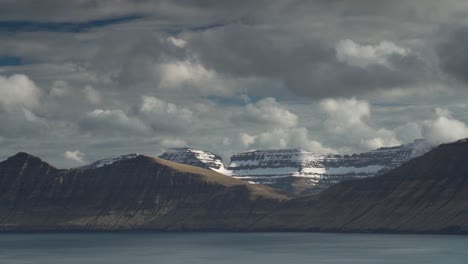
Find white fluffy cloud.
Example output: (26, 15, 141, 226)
(0, 74, 42, 111)
(320, 97, 401, 150)
(236, 97, 298, 128)
(241, 127, 336, 154)
(82, 109, 149, 135)
(64, 150, 85, 163)
(0, 74, 51, 138)
(421, 108, 468, 145)
(320, 97, 371, 133)
(80, 96, 195, 136)
(336, 39, 409, 68)
(139, 95, 194, 131)
(362, 129, 402, 150)
(238, 132, 256, 148)
(394, 122, 424, 144)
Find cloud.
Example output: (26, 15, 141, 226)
(438, 24, 468, 86)
(336, 39, 410, 68)
(138, 96, 194, 132)
(320, 97, 371, 133)
(361, 129, 402, 150)
(64, 150, 85, 163)
(0, 108, 49, 138)
(82, 85, 102, 105)
(320, 97, 401, 150)
(234, 97, 298, 128)
(187, 24, 433, 99)
(159, 138, 188, 148)
(394, 122, 423, 144)
(243, 127, 336, 154)
(0, 0, 267, 23)
(421, 108, 468, 145)
(0, 74, 51, 138)
(2, 0, 468, 167)
(81, 109, 149, 135)
(49, 80, 71, 97)
(238, 133, 256, 148)
(0, 74, 42, 111)
(79, 95, 196, 136)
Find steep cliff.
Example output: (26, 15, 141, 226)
(254, 139, 468, 234)
(2, 139, 468, 234)
(160, 140, 431, 194)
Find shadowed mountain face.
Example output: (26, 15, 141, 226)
(254, 139, 468, 233)
(159, 140, 431, 195)
(0, 153, 287, 231)
(1, 139, 468, 234)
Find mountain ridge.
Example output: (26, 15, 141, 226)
(160, 139, 432, 194)
(1, 139, 468, 234)
(0, 152, 288, 231)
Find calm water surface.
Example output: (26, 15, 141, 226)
(0, 232, 467, 264)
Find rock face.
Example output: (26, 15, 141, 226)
(159, 148, 229, 174)
(1, 139, 468, 234)
(0, 152, 287, 231)
(160, 140, 431, 194)
(254, 139, 468, 234)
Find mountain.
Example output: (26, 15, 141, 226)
(253, 139, 468, 234)
(77, 153, 139, 170)
(159, 148, 230, 174)
(0, 152, 287, 231)
(1, 139, 468, 234)
(160, 140, 431, 194)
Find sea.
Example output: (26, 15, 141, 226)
(0, 232, 467, 264)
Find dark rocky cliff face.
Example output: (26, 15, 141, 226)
(0, 154, 287, 231)
(160, 140, 431, 195)
(1, 139, 468, 234)
(254, 139, 468, 233)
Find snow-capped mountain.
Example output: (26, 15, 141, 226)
(77, 153, 139, 170)
(159, 140, 432, 194)
(159, 148, 230, 174)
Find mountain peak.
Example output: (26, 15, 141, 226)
(455, 138, 468, 144)
(77, 153, 139, 170)
(160, 140, 434, 195)
(159, 148, 230, 174)
(8, 152, 41, 161)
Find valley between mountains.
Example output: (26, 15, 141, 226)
(1, 139, 468, 234)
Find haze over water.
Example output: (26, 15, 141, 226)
(0, 233, 466, 264)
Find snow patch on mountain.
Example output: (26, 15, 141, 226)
(159, 148, 231, 175)
(159, 139, 433, 194)
(77, 153, 138, 170)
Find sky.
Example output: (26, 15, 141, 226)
(1, 0, 468, 167)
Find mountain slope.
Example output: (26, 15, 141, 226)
(160, 140, 431, 195)
(0, 153, 287, 231)
(253, 139, 468, 233)
(1, 139, 468, 234)
(159, 148, 230, 174)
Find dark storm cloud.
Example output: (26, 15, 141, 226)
(187, 24, 433, 98)
(0, 15, 143, 33)
(285, 52, 431, 98)
(0, 0, 268, 24)
(1, 0, 468, 167)
(438, 25, 468, 86)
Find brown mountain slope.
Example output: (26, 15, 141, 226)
(2, 139, 468, 233)
(0, 153, 288, 231)
(253, 139, 468, 233)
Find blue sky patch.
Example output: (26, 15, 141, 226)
(0, 15, 143, 33)
(0, 56, 22, 66)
